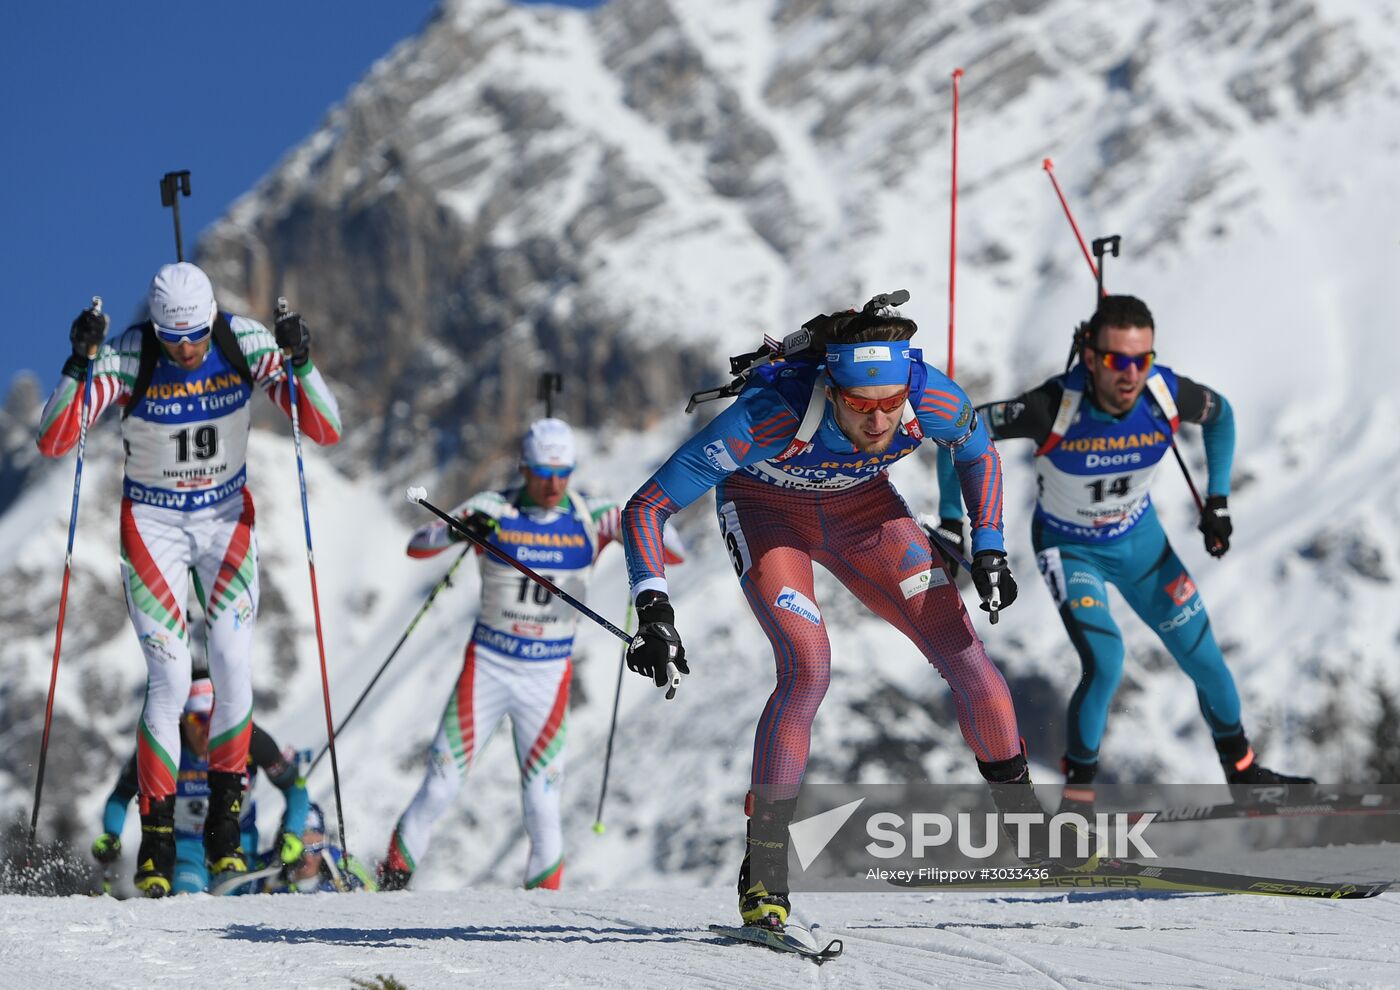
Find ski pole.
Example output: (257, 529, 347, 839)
(921, 522, 1001, 623)
(406, 487, 684, 700)
(593, 602, 635, 833)
(948, 67, 964, 379)
(159, 171, 191, 262)
(1040, 161, 1208, 517)
(28, 296, 106, 865)
(277, 297, 350, 854)
(308, 545, 471, 775)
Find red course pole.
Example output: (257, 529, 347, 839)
(948, 68, 964, 378)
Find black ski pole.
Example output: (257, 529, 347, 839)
(159, 171, 192, 261)
(308, 546, 472, 775)
(406, 487, 684, 699)
(592, 602, 635, 833)
(538, 372, 562, 418)
(28, 297, 106, 872)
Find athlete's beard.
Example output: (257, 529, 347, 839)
(850, 427, 898, 454)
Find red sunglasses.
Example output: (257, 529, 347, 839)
(829, 379, 910, 415)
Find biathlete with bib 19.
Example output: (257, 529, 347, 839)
(963, 293, 1312, 814)
(620, 292, 1048, 933)
(37, 261, 341, 895)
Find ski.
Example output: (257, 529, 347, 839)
(891, 859, 1392, 899)
(1124, 789, 1400, 825)
(210, 864, 282, 896)
(708, 924, 844, 963)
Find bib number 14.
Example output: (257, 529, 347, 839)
(1086, 474, 1131, 503)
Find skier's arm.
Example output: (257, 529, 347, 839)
(249, 723, 310, 839)
(406, 489, 518, 558)
(1175, 375, 1235, 498)
(976, 380, 1065, 444)
(35, 332, 135, 456)
(237, 316, 342, 446)
(623, 388, 800, 598)
(917, 369, 1006, 555)
(593, 498, 685, 563)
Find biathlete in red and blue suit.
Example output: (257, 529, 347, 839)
(619, 296, 1040, 929)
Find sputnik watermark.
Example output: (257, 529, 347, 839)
(858, 811, 1159, 860)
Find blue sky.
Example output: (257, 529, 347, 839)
(1, 0, 603, 393)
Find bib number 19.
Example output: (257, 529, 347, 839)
(170, 425, 218, 462)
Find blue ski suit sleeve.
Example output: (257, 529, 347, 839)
(101, 753, 140, 834)
(623, 386, 802, 597)
(916, 368, 1005, 555)
(1201, 394, 1234, 497)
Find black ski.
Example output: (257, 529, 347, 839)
(708, 924, 844, 963)
(1126, 789, 1399, 825)
(891, 859, 1392, 899)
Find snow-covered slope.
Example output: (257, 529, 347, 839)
(4, 886, 1399, 989)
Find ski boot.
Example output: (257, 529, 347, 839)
(1216, 733, 1316, 793)
(134, 795, 176, 898)
(377, 836, 413, 892)
(982, 754, 1099, 871)
(204, 770, 248, 882)
(737, 794, 797, 930)
(1058, 756, 1098, 820)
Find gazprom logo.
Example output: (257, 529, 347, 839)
(775, 587, 821, 625)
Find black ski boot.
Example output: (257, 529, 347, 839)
(737, 794, 797, 930)
(134, 795, 176, 898)
(205, 770, 248, 879)
(1058, 756, 1099, 819)
(981, 754, 1098, 870)
(1216, 732, 1316, 789)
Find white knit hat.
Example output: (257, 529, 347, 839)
(521, 418, 576, 468)
(148, 262, 216, 333)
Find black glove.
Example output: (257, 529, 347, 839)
(971, 550, 1018, 619)
(274, 310, 311, 367)
(448, 511, 500, 544)
(70, 307, 107, 358)
(626, 591, 687, 687)
(1199, 495, 1232, 558)
(925, 517, 966, 579)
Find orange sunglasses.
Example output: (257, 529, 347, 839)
(829, 380, 910, 415)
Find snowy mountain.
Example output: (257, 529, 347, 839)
(3, 0, 1400, 904)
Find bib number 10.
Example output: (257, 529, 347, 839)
(170, 425, 218, 462)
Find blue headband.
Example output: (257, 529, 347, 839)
(824, 342, 916, 388)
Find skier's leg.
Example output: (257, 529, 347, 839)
(509, 657, 571, 890)
(384, 640, 510, 885)
(716, 479, 828, 926)
(718, 489, 830, 804)
(192, 491, 259, 873)
(197, 490, 259, 775)
(814, 479, 1020, 764)
(1034, 540, 1127, 773)
(172, 836, 209, 894)
(120, 499, 195, 805)
(1115, 518, 1242, 742)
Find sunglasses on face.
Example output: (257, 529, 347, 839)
(1094, 349, 1156, 372)
(154, 323, 213, 346)
(527, 464, 574, 479)
(829, 380, 911, 415)
(182, 711, 210, 729)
